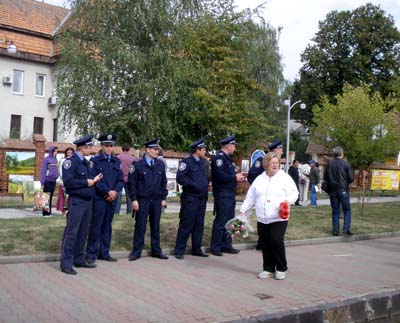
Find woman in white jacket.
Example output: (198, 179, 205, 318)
(240, 152, 298, 280)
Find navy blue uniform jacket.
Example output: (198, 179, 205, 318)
(128, 157, 168, 201)
(176, 156, 208, 197)
(211, 151, 237, 193)
(91, 154, 124, 199)
(62, 153, 94, 199)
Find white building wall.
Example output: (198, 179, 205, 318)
(0, 55, 68, 142)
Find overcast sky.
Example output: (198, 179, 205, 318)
(41, 0, 400, 82)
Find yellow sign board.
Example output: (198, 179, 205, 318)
(370, 169, 400, 190)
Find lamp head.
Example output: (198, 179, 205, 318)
(7, 42, 17, 54)
(300, 103, 306, 110)
(284, 99, 290, 106)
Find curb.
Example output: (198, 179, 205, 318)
(1, 231, 400, 265)
(226, 289, 400, 323)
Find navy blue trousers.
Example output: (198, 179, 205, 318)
(86, 198, 115, 260)
(130, 198, 163, 258)
(210, 191, 235, 252)
(174, 194, 207, 255)
(60, 196, 92, 269)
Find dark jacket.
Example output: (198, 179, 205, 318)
(288, 165, 300, 186)
(91, 154, 124, 200)
(128, 156, 168, 201)
(211, 150, 237, 193)
(176, 155, 209, 198)
(324, 158, 353, 193)
(62, 153, 95, 199)
(247, 156, 264, 184)
(309, 166, 320, 185)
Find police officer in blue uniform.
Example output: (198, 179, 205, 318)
(60, 135, 104, 275)
(174, 138, 209, 259)
(247, 139, 283, 184)
(86, 134, 124, 263)
(128, 138, 169, 261)
(210, 135, 245, 256)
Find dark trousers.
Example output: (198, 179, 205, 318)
(210, 191, 235, 252)
(86, 198, 115, 260)
(43, 180, 56, 216)
(329, 190, 352, 233)
(174, 194, 207, 255)
(60, 196, 92, 269)
(130, 198, 163, 258)
(258, 221, 288, 272)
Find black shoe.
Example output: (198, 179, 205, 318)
(86, 258, 96, 265)
(152, 254, 169, 260)
(333, 232, 339, 236)
(128, 255, 140, 261)
(221, 248, 240, 254)
(210, 250, 223, 256)
(98, 256, 118, 262)
(74, 261, 97, 268)
(191, 252, 209, 257)
(61, 267, 77, 275)
(175, 254, 184, 260)
(344, 231, 354, 236)
(255, 244, 262, 250)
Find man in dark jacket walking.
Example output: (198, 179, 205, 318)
(288, 160, 301, 206)
(323, 147, 354, 236)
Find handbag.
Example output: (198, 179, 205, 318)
(33, 192, 50, 212)
(321, 181, 330, 194)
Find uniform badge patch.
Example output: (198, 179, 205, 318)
(63, 160, 71, 169)
(179, 162, 187, 171)
(216, 159, 223, 167)
(254, 160, 261, 168)
(129, 165, 135, 173)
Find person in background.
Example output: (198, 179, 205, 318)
(60, 135, 103, 275)
(323, 147, 354, 236)
(128, 138, 169, 261)
(309, 160, 320, 206)
(115, 143, 136, 215)
(86, 134, 124, 263)
(299, 162, 311, 203)
(210, 134, 245, 256)
(239, 152, 298, 280)
(174, 137, 209, 259)
(56, 147, 74, 216)
(40, 146, 59, 216)
(288, 159, 301, 206)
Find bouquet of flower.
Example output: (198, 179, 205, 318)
(279, 201, 290, 219)
(225, 218, 250, 239)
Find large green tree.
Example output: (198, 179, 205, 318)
(292, 3, 400, 126)
(56, 0, 284, 152)
(312, 84, 400, 170)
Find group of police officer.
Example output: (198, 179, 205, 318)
(59, 133, 272, 275)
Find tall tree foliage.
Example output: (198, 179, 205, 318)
(292, 3, 400, 126)
(312, 84, 400, 170)
(56, 0, 284, 151)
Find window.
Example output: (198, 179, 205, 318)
(35, 74, 46, 97)
(10, 115, 21, 139)
(53, 118, 58, 142)
(12, 70, 23, 94)
(33, 117, 44, 135)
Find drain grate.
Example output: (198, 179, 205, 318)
(254, 293, 273, 300)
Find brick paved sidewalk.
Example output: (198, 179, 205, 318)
(1, 237, 399, 323)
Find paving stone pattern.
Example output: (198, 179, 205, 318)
(0, 237, 399, 323)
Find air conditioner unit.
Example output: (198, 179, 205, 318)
(3, 75, 12, 84)
(48, 96, 57, 106)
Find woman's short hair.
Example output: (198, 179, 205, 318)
(262, 152, 281, 169)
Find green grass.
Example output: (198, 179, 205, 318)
(0, 202, 399, 256)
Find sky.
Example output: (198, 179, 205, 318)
(40, 0, 400, 82)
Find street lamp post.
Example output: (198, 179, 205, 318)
(284, 98, 306, 172)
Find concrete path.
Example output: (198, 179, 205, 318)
(1, 196, 400, 219)
(1, 237, 399, 323)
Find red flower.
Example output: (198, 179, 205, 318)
(279, 201, 290, 219)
